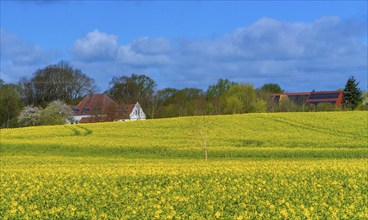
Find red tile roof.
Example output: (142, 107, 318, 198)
(116, 104, 136, 120)
(73, 94, 118, 115)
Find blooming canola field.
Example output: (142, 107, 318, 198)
(1, 112, 367, 219)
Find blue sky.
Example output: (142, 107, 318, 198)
(1, 1, 367, 92)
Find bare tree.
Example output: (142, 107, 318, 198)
(19, 61, 96, 107)
(188, 115, 213, 162)
(146, 91, 163, 119)
(107, 74, 156, 108)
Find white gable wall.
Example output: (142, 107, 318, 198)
(129, 102, 146, 120)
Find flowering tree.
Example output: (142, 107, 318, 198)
(18, 106, 40, 127)
(18, 100, 73, 126)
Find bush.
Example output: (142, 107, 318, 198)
(37, 104, 66, 125)
(316, 103, 340, 112)
(18, 100, 72, 127)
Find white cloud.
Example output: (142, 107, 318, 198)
(71, 30, 174, 67)
(71, 29, 119, 62)
(163, 16, 367, 90)
(117, 44, 171, 67)
(2, 16, 367, 92)
(182, 16, 366, 62)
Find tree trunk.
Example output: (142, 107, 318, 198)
(204, 149, 208, 162)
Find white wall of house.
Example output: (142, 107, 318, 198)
(66, 115, 89, 124)
(129, 102, 146, 120)
(72, 115, 88, 123)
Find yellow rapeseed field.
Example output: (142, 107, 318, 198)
(1, 112, 367, 219)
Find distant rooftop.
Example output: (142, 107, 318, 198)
(271, 90, 344, 106)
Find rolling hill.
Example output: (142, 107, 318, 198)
(1, 111, 367, 219)
(1, 111, 367, 159)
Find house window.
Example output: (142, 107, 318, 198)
(309, 93, 340, 100)
(72, 107, 79, 114)
(83, 107, 90, 115)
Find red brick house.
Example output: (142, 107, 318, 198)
(271, 90, 344, 106)
(71, 94, 146, 123)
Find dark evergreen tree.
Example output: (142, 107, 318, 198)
(343, 76, 362, 110)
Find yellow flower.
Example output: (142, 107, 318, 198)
(280, 209, 288, 218)
(215, 211, 221, 218)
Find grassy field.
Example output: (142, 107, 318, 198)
(1, 112, 367, 219)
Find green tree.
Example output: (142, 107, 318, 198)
(48, 100, 74, 123)
(316, 103, 340, 112)
(224, 96, 243, 114)
(258, 83, 283, 94)
(257, 83, 283, 112)
(38, 104, 66, 125)
(0, 83, 24, 127)
(19, 61, 96, 107)
(357, 92, 368, 110)
(342, 76, 363, 110)
(155, 88, 205, 118)
(254, 99, 267, 113)
(155, 88, 179, 118)
(277, 97, 300, 112)
(172, 88, 204, 117)
(221, 84, 256, 114)
(206, 79, 236, 114)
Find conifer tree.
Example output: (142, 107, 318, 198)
(343, 76, 362, 110)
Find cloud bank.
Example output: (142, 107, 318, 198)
(1, 16, 367, 92)
(0, 29, 61, 82)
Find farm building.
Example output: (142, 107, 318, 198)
(271, 90, 344, 106)
(71, 94, 146, 123)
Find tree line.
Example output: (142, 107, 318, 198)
(1, 61, 366, 128)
